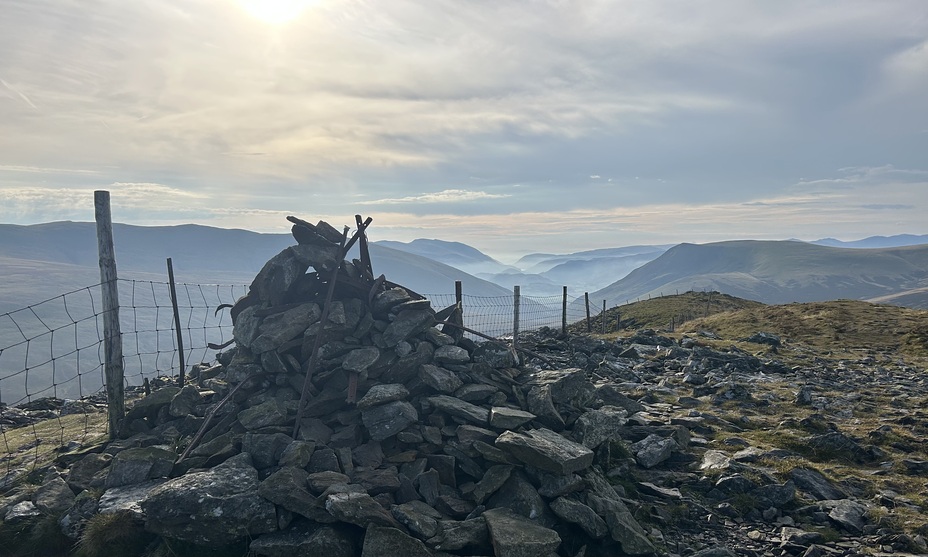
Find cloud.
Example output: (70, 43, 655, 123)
(359, 189, 511, 205)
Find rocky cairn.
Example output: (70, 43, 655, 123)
(4, 218, 657, 557)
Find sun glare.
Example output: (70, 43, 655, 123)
(237, 0, 316, 25)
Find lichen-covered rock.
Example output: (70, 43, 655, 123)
(140, 454, 277, 545)
(483, 507, 561, 557)
(495, 428, 594, 475)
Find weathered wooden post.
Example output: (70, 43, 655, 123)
(561, 286, 567, 336)
(584, 292, 591, 333)
(166, 258, 186, 387)
(512, 285, 520, 350)
(602, 300, 606, 334)
(94, 191, 124, 439)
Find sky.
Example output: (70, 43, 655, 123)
(1, 0, 926, 262)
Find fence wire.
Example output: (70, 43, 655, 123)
(0, 279, 246, 489)
(1, 280, 606, 489)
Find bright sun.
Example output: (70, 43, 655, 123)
(237, 0, 316, 25)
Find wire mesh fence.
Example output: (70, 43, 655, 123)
(0, 279, 608, 487)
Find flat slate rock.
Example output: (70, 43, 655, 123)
(495, 428, 594, 475)
(426, 395, 490, 425)
(483, 507, 561, 557)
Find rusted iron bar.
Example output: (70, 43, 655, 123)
(292, 227, 350, 438)
(176, 370, 256, 463)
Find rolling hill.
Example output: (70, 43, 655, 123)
(586, 240, 928, 309)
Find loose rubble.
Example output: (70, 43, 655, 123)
(2, 218, 927, 557)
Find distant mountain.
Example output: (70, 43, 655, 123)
(587, 240, 928, 308)
(374, 239, 515, 276)
(811, 234, 928, 249)
(540, 253, 667, 293)
(516, 246, 669, 274)
(0, 221, 510, 313)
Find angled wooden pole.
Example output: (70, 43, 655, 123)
(95, 191, 125, 439)
(167, 258, 186, 387)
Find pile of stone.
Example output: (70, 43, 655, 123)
(1, 218, 659, 557)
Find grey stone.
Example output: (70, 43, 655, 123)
(4, 501, 40, 524)
(434, 345, 470, 365)
(126, 386, 181, 420)
(243, 432, 294, 469)
(550, 496, 609, 539)
(828, 499, 869, 534)
(250, 247, 312, 306)
(250, 524, 358, 557)
(586, 493, 655, 555)
(789, 468, 847, 501)
(424, 327, 456, 346)
(425, 395, 490, 425)
(169, 384, 204, 417)
(105, 446, 176, 488)
(392, 500, 443, 540)
(307, 471, 350, 494)
(753, 481, 795, 508)
(471, 465, 514, 504)
(308, 447, 341, 473)
(489, 407, 535, 430)
(239, 398, 289, 430)
(536, 473, 585, 498)
(343, 346, 382, 373)
(279, 440, 316, 469)
(352, 441, 384, 468)
(372, 287, 413, 316)
(362, 526, 434, 557)
(455, 383, 498, 403)
(593, 384, 645, 414)
(140, 454, 277, 545)
(382, 309, 435, 347)
(33, 476, 75, 515)
(526, 384, 565, 430)
(780, 527, 824, 547)
(324, 491, 400, 528)
(98, 480, 166, 518)
(417, 468, 441, 505)
(631, 434, 676, 468)
(529, 368, 595, 406)
(233, 305, 263, 350)
(429, 517, 489, 551)
(67, 453, 112, 492)
(495, 428, 594, 475)
(362, 400, 419, 441)
(419, 364, 464, 394)
(352, 467, 401, 495)
(472, 343, 518, 368)
(487, 471, 556, 528)
(252, 303, 322, 354)
(58, 490, 98, 540)
(356, 384, 409, 410)
(258, 466, 332, 522)
(574, 406, 628, 449)
(483, 507, 561, 557)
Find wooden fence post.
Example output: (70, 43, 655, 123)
(584, 292, 591, 333)
(561, 286, 567, 336)
(167, 258, 186, 387)
(94, 190, 124, 439)
(513, 285, 520, 351)
(601, 300, 606, 334)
